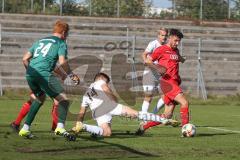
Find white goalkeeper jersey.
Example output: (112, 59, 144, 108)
(81, 80, 108, 111)
(145, 39, 161, 54)
(145, 39, 161, 64)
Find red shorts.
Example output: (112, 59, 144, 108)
(160, 79, 182, 105)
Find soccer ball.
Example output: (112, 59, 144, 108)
(181, 123, 196, 137)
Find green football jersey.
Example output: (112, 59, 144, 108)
(27, 36, 68, 76)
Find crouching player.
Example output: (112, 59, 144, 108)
(72, 72, 178, 137)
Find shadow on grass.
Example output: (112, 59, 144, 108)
(7, 128, 158, 158)
(15, 134, 157, 158)
(110, 129, 153, 138)
(78, 136, 158, 157)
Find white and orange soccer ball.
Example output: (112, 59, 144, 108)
(181, 123, 196, 137)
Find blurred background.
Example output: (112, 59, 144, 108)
(0, 0, 240, 101)
(0, 0, 240, 21)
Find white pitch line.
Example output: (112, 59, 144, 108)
(206, 127, 240, 134)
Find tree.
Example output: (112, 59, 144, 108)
(202, 0, 228, 20)
(119, 0, 146, 17)
(87, 0, 147, 17)
(169, 0, 229, 20)
(1, 0, 56, 14)
(232, 0, 240, 19)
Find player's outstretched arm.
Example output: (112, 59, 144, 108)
(76, 107, 86, 122)
(142, 51, 149, 64)
(72, 106, 86, 133)
(57, 56, 80, 85)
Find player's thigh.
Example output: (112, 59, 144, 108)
(109, 104, 124, 116)
(99, 123, 112, 136)
(143, 69, 157, 95)
(26, 76, 45, 97)
(121, 105, 138, 117)
(160, 79, 182, 101)
(96, 114, 112, 126)
(39, 74, 64, 98)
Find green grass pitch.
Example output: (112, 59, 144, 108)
(0, 94, 240, 160)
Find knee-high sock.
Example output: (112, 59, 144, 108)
(152, 98, 164, 114)
(84, 124, 103, 136)
(180, 106, 189, 126)
(14, 100, 32, 125)
(141, 101, 150, 113)
(25, 100, 42, 126)
(143, 121, 161, 130)
(143, 114, 166, 130)
(138, 111, 167, 123)
(58, 100, 69, 123)
(51, 104, 58, 130)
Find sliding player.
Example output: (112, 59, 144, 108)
(71, 72, 178, 137)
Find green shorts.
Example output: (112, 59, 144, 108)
(26, 73, 63, 98)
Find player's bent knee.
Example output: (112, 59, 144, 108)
(55, 93, 68, 102)
(103, 132, 111, 137)
(144, 95, 153, 102)
(181, 100, 188, 107)
(102, 129, 111, 137)
(59, 100, 70, 108)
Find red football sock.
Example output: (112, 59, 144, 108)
(51, 104, 58, 130)
(14, 100, 32, 125)
(143, 121, 161, 130)
(143, 114, 166, 130)
(180, 106, 189, 126)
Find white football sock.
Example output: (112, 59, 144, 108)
(153, 98, 164, 114)
(141, 101, 150, 113)
(138, 111, 168, 123)
(57, 123, 64, 129)
(84, 124, 103, 136)
(23, 124, 30, 131)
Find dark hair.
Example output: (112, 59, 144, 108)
(169, 29, 184, 39)
(94, 72, 110, 83)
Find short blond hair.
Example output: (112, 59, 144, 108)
(158, 27, 168, 35)
(53, 20, 69, 34)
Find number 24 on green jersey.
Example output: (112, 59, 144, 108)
(33, 42, 53, 58)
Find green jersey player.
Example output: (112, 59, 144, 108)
(19, 20, 80, 141)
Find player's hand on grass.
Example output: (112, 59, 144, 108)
(72, 121, 84, 133)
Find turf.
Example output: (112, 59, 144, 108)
(0, 95, 240, 160)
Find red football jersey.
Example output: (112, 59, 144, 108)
(151, 45, 180, 81)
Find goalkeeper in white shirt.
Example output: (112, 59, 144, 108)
(72, 72, 178, 137)
(141, 28, 168, 114)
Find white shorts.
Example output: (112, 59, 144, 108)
(142, 67, 160, 94)
(96, 104, 123, 126)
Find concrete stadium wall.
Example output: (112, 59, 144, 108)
(0, 13, 240, 97)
